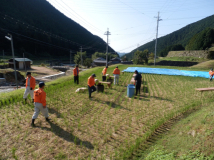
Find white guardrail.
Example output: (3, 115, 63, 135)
(41, 72, 66, 80)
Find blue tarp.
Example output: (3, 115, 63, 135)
(123, 67, 210, 79)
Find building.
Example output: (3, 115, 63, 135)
(92, 57, 108, 66)
(8, 58, 32, 69)
(108, 57, 121, 65)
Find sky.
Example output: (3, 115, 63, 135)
(46, 0, 214, 53)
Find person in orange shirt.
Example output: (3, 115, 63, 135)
(88, 74, 97, 99)
(31, 82, 50, 127)
(113, 66, 120, 85)
(102, 66, 108, 81)
(23, 72, 36, 103)
(73, 65, 79, 84)
(209, 68, 214, 81)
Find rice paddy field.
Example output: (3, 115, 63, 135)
(0, 64, 213, 159)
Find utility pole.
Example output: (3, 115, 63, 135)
(80, 46, 83, 67)
(3, 50, 5, 68)
(5, 34, 18, 89)
(154, 12, 162, 66)
(104, 28, 111, 66)
(70, 50, 72, 65)
(23, 52, 26, 75)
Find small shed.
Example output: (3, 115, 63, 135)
(8, 58, 32, 69)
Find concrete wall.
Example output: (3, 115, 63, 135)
(167, 50, 209, 58)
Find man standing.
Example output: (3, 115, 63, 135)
(102, 66, 108, 81)
(73, 65, 79, 84)
(113, 66, 120, 85)
(88, 74, 97, 99)
(134, 70, 142, 95)
(209, 68, 214, 81)
(23, 72, 36, 103)
(31, 82, 50, 127)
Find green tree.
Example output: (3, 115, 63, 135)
(133, 49, 149, 65)
(74, 51, 86, 65)
(84, 58, 92, 68)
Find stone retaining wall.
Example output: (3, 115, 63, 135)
(167, 50, 209, 58)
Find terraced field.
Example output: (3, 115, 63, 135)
(0, 65, 213, 159)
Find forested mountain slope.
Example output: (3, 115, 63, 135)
(123, 15, 214, 60)
(0, 0, 115, 60)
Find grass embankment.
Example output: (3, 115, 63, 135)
(0, 64, 214, 159)
(140, 102, 214, 159)
(190, 60, 214, 70)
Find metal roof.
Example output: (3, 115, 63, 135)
(10, 58, 32, 62)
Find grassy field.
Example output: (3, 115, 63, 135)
(0, 64, 214, 159)
(158, 56, 207, 62)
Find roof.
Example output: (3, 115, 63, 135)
(111, 57, 121, 61)
(10, 58, 32, 62)
(95, 57, 106, 61)
(93, 60, 107, 63)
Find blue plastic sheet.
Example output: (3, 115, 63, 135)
(123, 67, 210, 79)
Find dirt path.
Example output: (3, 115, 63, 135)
(29, 66, 60, 78)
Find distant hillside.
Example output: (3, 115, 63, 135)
(123, 15, 214, 60)
(117, 52, 128, 57)
(0, 0, 115, 60)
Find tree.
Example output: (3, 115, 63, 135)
(122, 56, 127, 61)
(74, 51, 86, 66)
(84, 58, 92, 68)
(92, 52, 106, 60)
(133, 49, 149, 65)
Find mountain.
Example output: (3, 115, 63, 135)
(0, 0, 115, 61)
(117, 52, 128, 57)
(123, 15, 214, 60)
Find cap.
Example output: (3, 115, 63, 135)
(76, 65, 79, 67)
(106, 66, 108, 68)
(135, 70, 138, 73)
(26, 72, 31, 75)
(92, 74, 96, 77)
(39, 82, 45, 88)
(116, 66, 118, 68)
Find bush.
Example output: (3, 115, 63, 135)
(207, 51, 214, 59)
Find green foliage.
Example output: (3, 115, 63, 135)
(92, 52, 118, 61)
(160, 44, 184, 57)
(74, 51, 86, 65)
(207, 50, 214, 59)
(84, 58, 92, 68)
(185, 28, 214, 50)
(92, 52, 106, 60)
(133, 49, 149, 65)
(145, 147, 176, 160)
(123, 15, 214, 60)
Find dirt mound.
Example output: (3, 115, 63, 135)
(4, 71, 25, 84)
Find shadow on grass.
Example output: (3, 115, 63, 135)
(134, 96, 150, 101)
(41, 121, 94, 150)
(104, 101, 131, 111)
(48, 108, 61, 118)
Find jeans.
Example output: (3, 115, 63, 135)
(74, 75, 79, 84)
(113, 74, 119, 85)
(88, 85, 96, 98)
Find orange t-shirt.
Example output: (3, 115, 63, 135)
(25, 76, 36, 89)
(102, 68, 107, 75)
(113, 68, 120, 75)
(88, 76, 95, 87)
(34, 88, 46, 106)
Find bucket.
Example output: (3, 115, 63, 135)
(127, 84, 135, 98)
(102, 76, 106, 81)
(96, 84, 104, 92)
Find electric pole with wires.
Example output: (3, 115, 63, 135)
(104, 28, 111, 66)
(154, 12, 162, 66)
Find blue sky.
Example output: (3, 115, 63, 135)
(46, 0, 214, 53)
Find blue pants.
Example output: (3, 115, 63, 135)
(88, 85, 96, 98)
